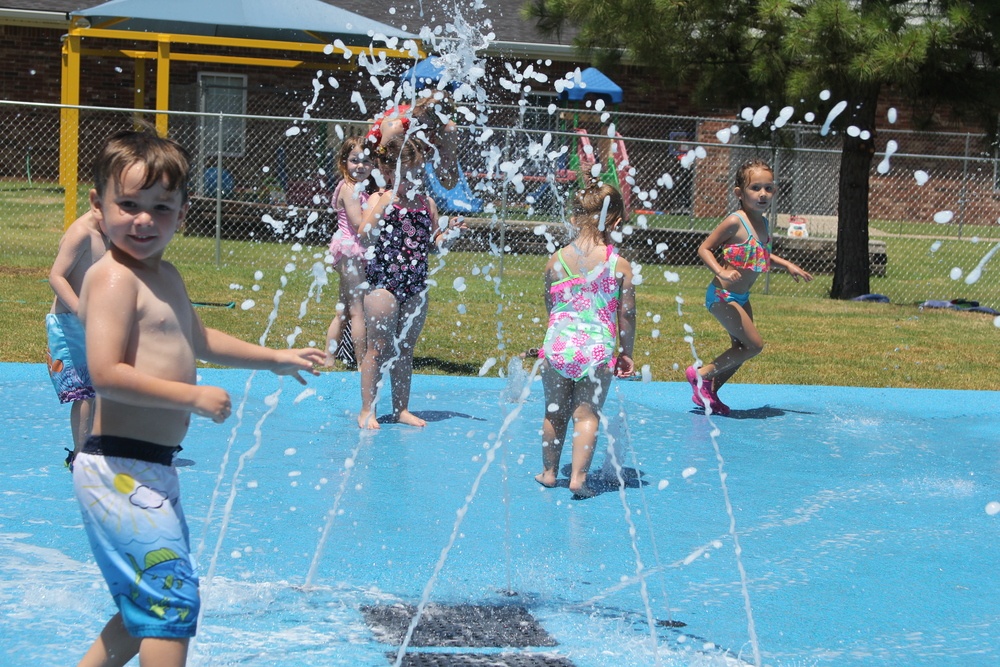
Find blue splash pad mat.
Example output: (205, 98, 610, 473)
(1, 362, 997, 666)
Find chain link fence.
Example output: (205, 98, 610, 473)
(1, 99, 997, 313)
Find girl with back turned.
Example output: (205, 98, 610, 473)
(534, 180, 636, 499)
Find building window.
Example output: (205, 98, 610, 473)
(198, 73, 247, 157)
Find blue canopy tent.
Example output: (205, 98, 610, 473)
(558, 67, 624, 105)
(399, 56, 458, 92)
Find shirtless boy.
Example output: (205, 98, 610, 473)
(73, 125, 325, 667)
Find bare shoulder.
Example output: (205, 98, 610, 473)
(80, 253, 139, 309)
(614, 253, 634, 279)
(544, 249, 562, 272)
(703, 213, 743, 247)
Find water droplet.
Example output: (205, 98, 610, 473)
(819, 90, 831, 100)
(804, 112, 815, 122)
(716, 127, 732, 143)
(914, 170, 929, 186)
(682, 467, 697, 479)
(888, 108, 898, 123)
(820, 100, 848, 136)
(241, 299, 256, 310)
(284, 448, 297, 456)
(285, 126, 301, 137)
(478, 357, 497, 376)
(930, 241, 942, 252)
(292, 388, 316, 404)
(774, 106, 795, 128)
(453, 276, 467, 292)
(949, 267, 963, 280)
(987, 501, 1000, 515)
(933, 210, 954, 224)
(877, 140, 898, 174)
(752, 105, 769, 127)
(657, 480, 669, 490)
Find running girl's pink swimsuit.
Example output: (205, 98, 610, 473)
(722, 210, 770, 273)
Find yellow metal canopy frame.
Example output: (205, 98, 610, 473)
(60, 17, 423, 227)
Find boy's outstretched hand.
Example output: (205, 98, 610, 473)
(273, 348, 327, 384)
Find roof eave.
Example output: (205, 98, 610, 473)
(0, 8, 71, 29)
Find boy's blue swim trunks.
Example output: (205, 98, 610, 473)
(73, 435, 200, 638)
(45, 312, 95, 403)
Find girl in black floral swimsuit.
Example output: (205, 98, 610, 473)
(357, 135, 464, 429)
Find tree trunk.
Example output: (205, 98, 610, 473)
(831, 87, 879, 300)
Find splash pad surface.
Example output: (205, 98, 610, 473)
(1, 362, 997, 666)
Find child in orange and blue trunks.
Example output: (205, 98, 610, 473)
(74, 125, 325, 667)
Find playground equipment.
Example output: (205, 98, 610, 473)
(398, 58, 482, 214)
(557, 67, 633, 212)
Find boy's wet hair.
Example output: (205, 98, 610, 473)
(93, 122, 192, 200)
(735, 158, 773, 190)
(337, 135, 369, 182)
(571, 179, 626, 230)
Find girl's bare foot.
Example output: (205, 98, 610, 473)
(358, 410, 380, 430)
(396, 410, 426, 427)
(534, 472, 557, 488)
(569, 478, 597, 498)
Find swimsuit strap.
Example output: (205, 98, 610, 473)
(735, 210, 770, 247)
(556, 249, 577, 280)
(332, 179, 344, 206)
(734, 210, 756, 241)
(605, 244, 617, 265)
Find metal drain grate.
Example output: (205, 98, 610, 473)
(390, 652, 575, 667)
(361, 604, 558, 648)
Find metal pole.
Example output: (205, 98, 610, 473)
(764, 146, 781, 295)
(688, 120, 699, 230)
(956, 133, 970, 240)
(497, 127, 512, 281)
(215, 112, 223, 267)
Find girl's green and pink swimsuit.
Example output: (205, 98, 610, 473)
(540, 245, 621, 380)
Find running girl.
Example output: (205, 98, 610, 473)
(687, 159, 813, 415)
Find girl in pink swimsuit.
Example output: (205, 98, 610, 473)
(688, 159, 813, 415)
(535, 181, 636, 499)
(325, 136, 373, 367)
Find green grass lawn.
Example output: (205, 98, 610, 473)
(2, 180, 997, 390)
